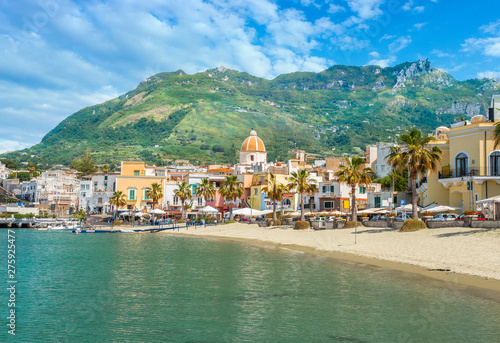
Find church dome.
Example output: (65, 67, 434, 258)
(241, 130, 266, 152)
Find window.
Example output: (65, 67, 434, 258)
(322, 185, 327, 193)
(490, 152, 500, 176)
(324, 201, 334, 209)
(330, 185, 334, 193)
(455, 153, 468, 177)
(340, 161, 345, 166)
(94, 182, 98, 190)
(250, 155, 254, 161)
(134, 170, 140, 176)
(144, 188, 150, 200)
(104, 183, 108, 189)
(475, 193, 479, 202)
(113, 183, 116, 191)
(254, 188, 258, 195)
(173, 196, 179, 205)
(374, 196, 381, 208)
(104, 176, 108, 181)
(359, 186, 366, 194)
(129, 189, 136, 200)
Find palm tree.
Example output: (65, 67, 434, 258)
(494, 119, 500, 148)
(387, 128, 442, 220)
(109, 191, 127, 220)
(335, 156, 374, 221)
(101, 165, 111, 174)
(146, 182, 163, 210)
(262, 173, 288, 221)
(174, 182, 192, 220)
(219, 175, 243, 220)
(195, 178, 216, 208)
(289, 169, 317, 221)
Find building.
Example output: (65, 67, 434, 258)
(420, 96, 500, 212)
(0, 162, 11, 179)
(78, 174, 118, 213)
(374, 142, 398, 178)
(115, 162, 168, 210)
(235, 130, 270, 173)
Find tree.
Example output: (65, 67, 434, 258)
(146, 183, 163, 210)
(72, 209, 87, 226)
(0, 159, 17, 169)
(101, 165, 111, 174)
(26, 163, 39, 177)
(7, 172, 31, 182)
(71, 149, 97, 177)
(387, 128, 442, 220)
(109, 191, 127, 220)
(195, 178, 216, 207)
(219, 175, 243, 220)
(494, 117, 500, 148)
(174, 182, 192, 220)
(335, 156, 374, 221)
(262, 173, 288, 221)
(289, 169, 317, 221)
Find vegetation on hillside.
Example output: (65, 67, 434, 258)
(1, 60, 499, 167)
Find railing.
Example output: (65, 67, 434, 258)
(265, 204, 292, 210)
(438, 168, 481, 179)
(320, 192, 335, 197)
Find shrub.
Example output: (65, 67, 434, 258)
(343, 221, 364, 229)
(177, 220, 186, 223)
(224, 220, 236, 225)
(422, 212, 432, 216)
(399, 219, 427, 232)
(267, 219, 281, 226)
(294, 221, 310, 230)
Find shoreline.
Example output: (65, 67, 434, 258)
(158, 223, 500, 302)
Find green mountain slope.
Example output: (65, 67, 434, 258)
(3, 59, 500, 167)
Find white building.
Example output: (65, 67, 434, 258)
(235, 130, 274, 174)
(374, 142, 398, 178)
(21, 180, 37, 202)
(0, 162, 11, 179)
(78, 174, 117, 213)
(35, 170, 79, 207)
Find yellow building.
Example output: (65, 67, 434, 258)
(420, 115, 500, 212)
(116, 162, 167, 210)
(247, 173, 296, 211)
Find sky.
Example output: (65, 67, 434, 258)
(1, 0, 500, 154)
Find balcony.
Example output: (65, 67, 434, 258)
(320, 192, 335, 198)
(437, 166, 500, 188)
(438, 168, 480, 179)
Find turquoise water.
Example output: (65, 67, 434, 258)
(1, 230, 500, 343)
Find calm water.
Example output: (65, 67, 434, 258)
(1, 230, 500, 343)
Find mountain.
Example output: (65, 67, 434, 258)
(3, 59, 499, 167)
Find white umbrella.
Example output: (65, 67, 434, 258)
(395, 204, 422, 212)
(233, 208, 264, 216)
(148, 208, 165, 214)
(424, 205, 461, 213)
(199, 205, 219, 213)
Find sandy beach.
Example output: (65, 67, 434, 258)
(159, 223, 500, 298)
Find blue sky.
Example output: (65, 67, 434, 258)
(1, 0, 499, 154)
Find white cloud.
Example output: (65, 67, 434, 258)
(367, 56, 396, 68)
(403, 1, 425, 13)
(430, 49, 454, 58)
(328, 4, 346, 14)
(414, 22, 427, 30)
(388, 36, 412, 52)
(0, 140, 33, 154)
(462, 37, 500, 57)
(369, 51, 380, 58)
(380, 34, 396, 41)
(413, 6, 425, 13)
(346, 0, 385, 20)
(480, 19, 500, 35)
(477, 71, 500, 79)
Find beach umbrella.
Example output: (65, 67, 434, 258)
(148, 209, 165, 214)
(424, 205, 460, 213)
(199, 205, 219, 213)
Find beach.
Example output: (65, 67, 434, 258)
(160, 223, 500, 298)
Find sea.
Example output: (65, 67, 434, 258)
(1, 229, 500, 342)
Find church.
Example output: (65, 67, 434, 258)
(234, 130, 272, 173)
